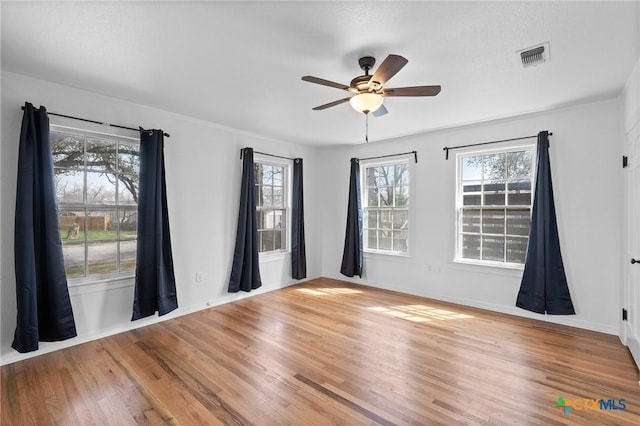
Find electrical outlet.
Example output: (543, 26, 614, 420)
(195, 272, 202, 282)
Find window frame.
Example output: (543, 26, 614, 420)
(253, 154, 292, 259)
(360, 156, 414, 257)
(454, 143, 536, 269)
(51, 124, 141, 286)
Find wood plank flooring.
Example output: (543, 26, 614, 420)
(2, 277, 639, 425)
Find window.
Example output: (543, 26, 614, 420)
(254, 159, 289, 254)
(456, 146, 535, 266)
(52, 126, 139, 281)
(362, 159, 411, 255)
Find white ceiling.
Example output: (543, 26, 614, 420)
(2, 1, 639, 146)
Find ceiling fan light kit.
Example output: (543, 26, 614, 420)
(349, 92, 384, 114)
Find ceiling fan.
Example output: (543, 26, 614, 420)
(302, 54, 441, 117)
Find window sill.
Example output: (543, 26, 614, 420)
(259, 251, 290, 263)
(364, 251, 415, 263)
(450, 258, 524, 277)
(68, 274, 135, 296)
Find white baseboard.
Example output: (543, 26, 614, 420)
(323, 273, 619, 335)
(0, 275, 320, 366)
(0, 273, 622, 366)
(627, 335, 640, 371)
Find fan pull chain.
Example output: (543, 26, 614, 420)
(365, 114, 369, 143)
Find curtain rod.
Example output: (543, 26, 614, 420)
(240, 148, 299, 162)
(442, 132, 552, 160)
(21, 105, 170, 138)
(359, 150, 418, 164)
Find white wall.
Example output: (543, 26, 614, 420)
(320, 98, 623, 334)
(0, 71, 323, 365)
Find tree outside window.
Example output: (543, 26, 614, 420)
(457, 147, 534, 265)
(254, 161, 288, 253)
(52, 128, 139, 280)
(362, 160, 410, 254)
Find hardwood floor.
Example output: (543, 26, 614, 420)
(2, 277, 639, 425)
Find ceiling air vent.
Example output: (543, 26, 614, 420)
(519, 42, 549, 68)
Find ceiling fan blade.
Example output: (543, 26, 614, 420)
(372, 104, 388, 117)
(370, 54, 408, 86)
(382, 85, 441, 97)
(312, 97, 351, 110)
(302, 76, 350, 91)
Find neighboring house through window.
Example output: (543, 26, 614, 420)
(254, 157, 289, 254)
(456, 145, 535, 266)
(361, 158, 412, 255)
(52, 126, 139, 282)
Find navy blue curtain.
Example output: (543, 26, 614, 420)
(340, 158, 363, 278)
(291, 158, 307, 279)
(228, 148, 262, 292)
(516, 131, 575, 315)
(132, 129, 178, 320)
(12, 102, 77, 353)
